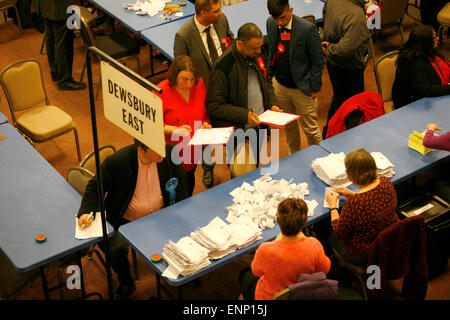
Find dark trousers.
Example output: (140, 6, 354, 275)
(43, 18, 74, 84)
(323, 62, 365, 138)
(239, 267, 258, 300)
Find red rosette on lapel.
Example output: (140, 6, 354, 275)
(271, 43, 285, 67)
(220, 37, 231, 50)
(257, 56, 267, 85)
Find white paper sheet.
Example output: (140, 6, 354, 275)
(188, 127, 234, 146)
(75, 213, 110, 240)
(257, 110, 300, 127)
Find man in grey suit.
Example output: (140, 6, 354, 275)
(174, 0, 234, 188)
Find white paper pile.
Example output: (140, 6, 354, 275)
(190, 217, 236, 260)
(124, 0, 170, 17)
(226, 174, 310, 228)
(162, 236, 210, 277)
(227, 216, 262, 249)
(311, 152, 351, 187)
(370, 152, 395, 178)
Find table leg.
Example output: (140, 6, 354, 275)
(155, 273, 161, 300)
(40, 266, 50, 300)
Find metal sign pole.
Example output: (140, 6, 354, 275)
(85, 46, 162, 300)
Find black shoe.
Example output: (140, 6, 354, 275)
(202, 166, 214, 188)
(58, 80, 86, 91)
(51, 73, 59, 82)
(114, 283, 136, 300)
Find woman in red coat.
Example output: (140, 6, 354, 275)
(157, 55, 212, 196)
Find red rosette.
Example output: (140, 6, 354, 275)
(221, 37, 231, 50)
(257, 57, 267, 85)
(271, 42, 285, 67)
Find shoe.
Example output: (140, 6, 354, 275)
(58, 80, 86, 91)
(114, 283, 136, 300)
(202, 165, 214, 188)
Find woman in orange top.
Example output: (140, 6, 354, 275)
(239, 198, 331, 300)
(157, 55, 212, 196)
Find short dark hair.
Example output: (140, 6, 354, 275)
(166, 55, 200, 87)
(344, 148, 377, 186)
(134, 138, 148, 151)
(237, 22, 263, 42)
(276, 198, 308, 236)
(267, 0, 289, 18)
(195, 0, 219, 15)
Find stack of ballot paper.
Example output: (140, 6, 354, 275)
(226, 174, 311, 228)
(124, 0, 170, 17)
(408, 130, 434, 155)
(311, 152, 351, 187)
(162, 236, 210, 277)
(227, 216, 262, 249)
(370, 152, 395, 178)
(190, 217, 236, 260)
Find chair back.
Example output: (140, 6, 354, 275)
(272, 287, 290, 300)
(0, 60, 49, 124)
(80, 145, 116, 174)
(301, 14, 315, 24)
(379, 0, 409, 26)
(67, 166, 94, 196)
(374, 51, 398, 102)
(78, 6, 97, 47)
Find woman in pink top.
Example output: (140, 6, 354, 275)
(239, 198, 331, 300)
(423, 123, 450, 152)
(156, 55, 212, 196)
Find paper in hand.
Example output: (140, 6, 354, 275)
(75, 213, 109, 239)
(324, 187, 340, 208)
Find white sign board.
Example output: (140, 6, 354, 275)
(101, 61, 165, 157)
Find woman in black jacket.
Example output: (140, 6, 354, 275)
(392, 26, 450, 109)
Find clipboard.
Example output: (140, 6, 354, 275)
(188, 127, 235, 146)
(257, 110, 301, 128)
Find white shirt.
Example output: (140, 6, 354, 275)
(194, 15, 223, 60)
(279, 16, 293, 30)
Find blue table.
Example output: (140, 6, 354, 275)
(89, 0, 195, 33)
(140, 0, 325, 62)
(0, 124, 114, 299)
(0, 111, 7, 125)
(320, 96, 450, 184)
(119, 145, 331, 296)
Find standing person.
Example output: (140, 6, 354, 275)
(157, 56, 212, 196)
(266, 0, 324, 154)
(174, 0, 234, 188)
(35, 0, 86, 90)
(239, 198, 331, 300)
(207, 23, 281, 178)
(321, 0, 373, 138)
(77, 140, 188, 299)
(392, 26, 450, 109)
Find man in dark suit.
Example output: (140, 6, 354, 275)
(35, 0, 86, 90)
(266, 0, 324, 154)
(174, 0, 234, 188)
(77, 140, 188, 299)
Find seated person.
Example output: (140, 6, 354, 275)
(325, 91, 385, 139)
(77, 139, 188, 299)
(423, 123, 450, 202)
(326, 148, 398, 266)
(156, 55, 212, 196)
(239, 198, 331, 300)
(392, 26, 450, 109)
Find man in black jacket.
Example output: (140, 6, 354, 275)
(77, 140, 188, 299)
(206, 23, 280, 178)
(35, 0, 86, 90)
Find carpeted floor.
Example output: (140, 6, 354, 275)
(0, 2, 449, 300)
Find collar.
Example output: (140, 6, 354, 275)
(279, 16, 293, 31)
(194, 15, 212, 33)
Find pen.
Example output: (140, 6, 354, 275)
(81, 212, 93, 229)
(176, 118, 184, 125)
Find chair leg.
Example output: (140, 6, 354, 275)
(95, 76, 102, 101)
(135, 55, 141, 75)
(12, 5, 23, 35)
(131, 248, 139, 282)
(73, 127, 82, 162)
(40, 32, 46, 54)
(79, 58, 87, 82)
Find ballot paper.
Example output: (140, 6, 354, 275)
(257, 110, 301, 128)
(124, 0, 170, 17)
(311, 152, 351, 187)
(305, 199, 319, 217)
(75, 213, 110, 240)
(188, 127, 234, 146)
(370, 152, 395, 178)
(323, 187, 340, 208)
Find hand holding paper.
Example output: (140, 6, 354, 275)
(257, 110, 300, 128)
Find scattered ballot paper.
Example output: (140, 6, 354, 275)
(408, 130, 435, 155)
(124, 0, 171, 17)
(75, 213, 109, 239)
(324, 187, 340, 208)
(257, 110, 300, 128)
(188, 127, 234, 146)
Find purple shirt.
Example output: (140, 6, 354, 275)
(423, 129, 450, 152)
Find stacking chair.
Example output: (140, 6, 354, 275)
(332, 215, 428, 300)
(437, 2, 450, 44)
(79, 144, 116, 174)
(377, 0, 409, 44)
(0, 59, 81, 161)
(78, 6, 141, 100)
(272, 273, 338, 300)
(0, 0, 22, 36)
(373, 51, 398, 113)
(301, 14, 315, 24)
